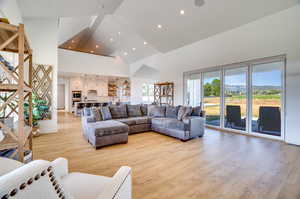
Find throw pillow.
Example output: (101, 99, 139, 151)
(166, 106, 179, 118)
(191, 106, 202, 116)
(127, 105, 142, 117)
(109, 105, 128, 119)
(148, 105, 166, 117)
(141, 104, 148, 116)
(177, 106, 193, 121)
(100, 106, 112, 120)
(183, 106, 193, 119)
(91, 108, 102, 121)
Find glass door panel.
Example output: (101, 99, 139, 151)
(186, 74, 201, 106)
(203, 71, 221, 126)
(251, 61, 283, 137)
(224, 67, 247, 131)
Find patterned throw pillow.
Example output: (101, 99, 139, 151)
(127, 105, 142, 117)
(109, 105, 128, 119)
(183, 106, 193, 118)
(148, 105, 166, 117)
(177, 106, 193, 121)
(100, 106, 112, 120)
(91, 108, 102, 121)
(177, 106, 186, 121)
(166, 106, 179, 118)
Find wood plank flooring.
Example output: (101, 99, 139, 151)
(33, 112, 300, 199)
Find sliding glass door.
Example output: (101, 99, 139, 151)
(224, 67, 247, 131)
(183, 55, 285, 140)
(251, 61, 284, 137)
(203, 71, 221, 126)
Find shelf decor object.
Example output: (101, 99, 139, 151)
(154, 82, 174, 106)
(32, 64, 52, 120)
(0, 22, 33, 162)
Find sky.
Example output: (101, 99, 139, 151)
(225, 70, 282, 86)
(196, 62, 283, 87)
(203, 62, 283, 86)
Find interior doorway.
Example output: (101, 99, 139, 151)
(57, 84, 65, 110)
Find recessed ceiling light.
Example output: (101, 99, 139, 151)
(157, 24, 162, 29)
(180, 10, 185, 15)
(144, 41, 148, 45)
(110, 38, 114, 42)
(96, 45, 99, 48)
(118, 32, 121, 35)
(124, 52, 128, 56)
(132, 47, 136, 51)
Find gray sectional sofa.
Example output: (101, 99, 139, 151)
(81, 104, 205, 149)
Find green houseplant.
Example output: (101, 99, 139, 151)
(24, 93, 50, 127)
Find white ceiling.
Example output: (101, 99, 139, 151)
(18, 0, 299, 63)
(17, 0, 123, 17)
(114, 0, 299, 53)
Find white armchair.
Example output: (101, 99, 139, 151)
(0, 157, 132, 199)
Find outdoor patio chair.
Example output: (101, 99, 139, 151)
(225, 105, 245, 130)
(257, 106, 281, 134)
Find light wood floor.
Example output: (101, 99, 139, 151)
(33, 112, 300, 199)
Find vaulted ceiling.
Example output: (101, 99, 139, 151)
(18, 0, 299, 63)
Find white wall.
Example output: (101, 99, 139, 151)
(58, 49, 129, 77)
(130, 5, 300, 145)
(0, 0, 23, 25)
(24, 18, 59, 133)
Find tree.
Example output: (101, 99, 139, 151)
(204, 83, 212, 97)
(211, 79, 221, 96)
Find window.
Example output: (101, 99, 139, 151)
(142, 83, 154, 104)
(203, 71, 221, 126)
(224, 67, 247, 131)
(251, 61, 284, 137)
(184, 55, 285, 139)
(186, 74, 201, 107)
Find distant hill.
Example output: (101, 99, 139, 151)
(225, 85, 281, 92)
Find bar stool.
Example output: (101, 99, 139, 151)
(78, 103, 85, 109)
(85, 103, 92, 108)
(93, 103, 100, 107)
(102, 103, 108, 107)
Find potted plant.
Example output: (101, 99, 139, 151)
(24, 93, 50, 136)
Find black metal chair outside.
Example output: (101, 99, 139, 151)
(226, 105, 246, 130)
(257, 106, 281, 135)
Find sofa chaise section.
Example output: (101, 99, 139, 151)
(84, 119, 129, 148)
